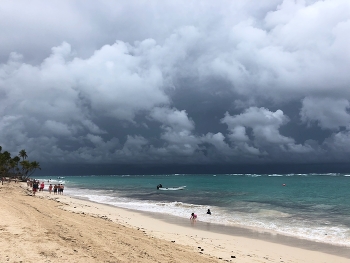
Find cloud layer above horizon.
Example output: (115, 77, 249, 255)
(1, 0, 350, 166)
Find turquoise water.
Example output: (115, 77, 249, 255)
(34, 173, 350, 247)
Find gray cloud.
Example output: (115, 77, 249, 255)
(1, 0, 350, 171)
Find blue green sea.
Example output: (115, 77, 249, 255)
(34, 173, 350, 247)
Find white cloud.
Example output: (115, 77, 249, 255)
(228, 126, 250, 142)
(301, 97, 350, 130)
(222, 107, 312, 157)
(150, 107, 195, 132)
(43, 120, 74, 137)
(149, 107, 199, 156)
(322, 131, 350, 160)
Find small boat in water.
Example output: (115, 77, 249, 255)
(157, 184, 186, 191)
(159, 186, 186, 191)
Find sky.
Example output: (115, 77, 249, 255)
(1, 0, 350, 175)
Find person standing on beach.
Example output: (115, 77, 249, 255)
(32, 181, 39, 196)
(59, 184, 64, 195)
(39, 182, 45, 192)
(48, 184, 53, 194)
(53, 184, 58, 195)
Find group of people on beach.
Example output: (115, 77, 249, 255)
(27, 179, 64, 196)
(50, 183, 65, 195)
(1, 177, 18, 184)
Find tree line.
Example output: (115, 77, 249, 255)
(0, 146, 41, 181)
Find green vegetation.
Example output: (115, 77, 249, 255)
(0, 146, 41, 181)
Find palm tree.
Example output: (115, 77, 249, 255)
(0, 151, 12, 177)
(12, 156, 21, 177)
(0, 147, 41, 181)
(20, 160, 31, 180)
(29, 161, 41, 176)
(19, 160, 41, 180)
(19, 149, 28, 161)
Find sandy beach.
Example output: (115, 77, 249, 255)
(0, 182, 349, 263)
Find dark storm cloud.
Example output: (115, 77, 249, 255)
(1, 0, 350, 172)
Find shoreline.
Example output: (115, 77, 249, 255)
(27, 184, 350, 260)
(122, 209, 350, 258)
(1, 182, 349, 262)
(67, 191, 350, 258)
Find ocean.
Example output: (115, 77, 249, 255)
(34, 173, 350, 247)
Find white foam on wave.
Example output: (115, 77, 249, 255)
(247, 174, 261, 177)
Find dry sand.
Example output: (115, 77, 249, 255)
(0, 182, 349, 263)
